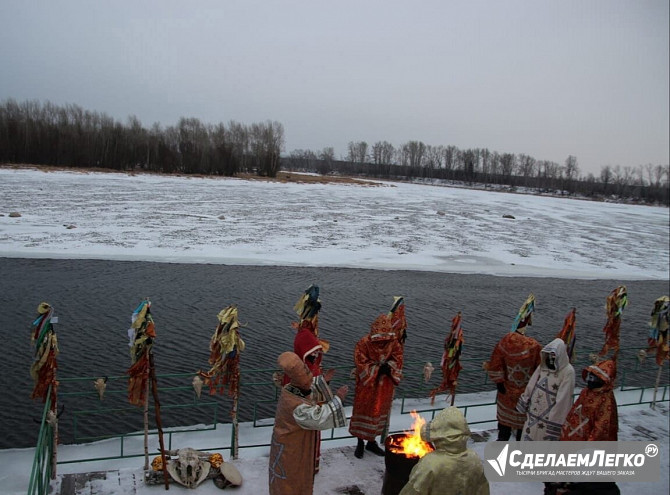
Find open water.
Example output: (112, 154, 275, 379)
(0, 258, 667, 449)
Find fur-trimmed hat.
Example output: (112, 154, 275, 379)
(278, 352, 312, 389)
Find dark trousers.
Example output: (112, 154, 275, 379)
(497, 423, 522, 441)
(546, 482, 620, 494)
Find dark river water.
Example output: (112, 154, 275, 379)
(0, 258, 667, 449)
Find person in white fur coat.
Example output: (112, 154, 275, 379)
(517, 338, 575, 441)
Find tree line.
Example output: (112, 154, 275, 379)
(1, 99, 667, 205)
(0, 99, 283, 177)
(287, 141, 669, 205)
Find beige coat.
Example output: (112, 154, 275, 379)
(268, 377, 345, 495)
(399, 407, 490, 495)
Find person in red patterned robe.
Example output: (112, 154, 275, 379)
(349, 314, 403, 458)
(560, 359, 618, 441)
(487, 314, 542, 441)
(556, 359, 620, 495)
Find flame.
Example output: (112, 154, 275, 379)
(388, 410, 434, 458)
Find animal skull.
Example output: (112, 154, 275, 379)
(166, 448, 211, 488)
(423, 362, 435, 383)
(94, 377, 108, 400)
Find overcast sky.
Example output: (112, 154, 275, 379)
(1, 1, 668, 175)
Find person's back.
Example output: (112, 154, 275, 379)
(399, 407, 489, 495)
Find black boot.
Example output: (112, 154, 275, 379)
(497, 423, 512, 441)
(354, 438, 365, 459)
(365, 440, 385, 456)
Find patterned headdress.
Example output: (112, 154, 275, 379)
(369, 314, 396, 342)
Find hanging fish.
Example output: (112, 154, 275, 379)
(423, 362, 435, 383)
(192, 375, 204, 399)
(94, 376, 108, 401)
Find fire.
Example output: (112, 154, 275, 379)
(387, 410, 434, 458)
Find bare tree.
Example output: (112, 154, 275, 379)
(564, 155, 579, 181)
(371, 141, 395, 165)
(347, 141, 368, 164)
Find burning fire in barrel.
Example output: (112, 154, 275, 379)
(381, 411, 434, 495)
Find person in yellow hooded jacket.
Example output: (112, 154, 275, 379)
(399, 407, 490, 495)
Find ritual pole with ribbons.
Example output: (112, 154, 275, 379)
(388, 296, 408, 346)
(429, 311, 464, 406)
(126, 299, 168, 482)
(556, 307, 577, 363)
(30, 302, 60, 478)
(198, 305, 245, 459)
(646, 296, 669, 410)
(381, 296, 408, 440)
(598, 285, 628, 359)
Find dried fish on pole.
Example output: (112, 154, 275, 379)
(598, 286, 628, 358)
(430, 312, 464, 406)
(556, 308, 577, 363)
(198, 305, 245, 459)
(30, 302, 60, 478)
(646, 296, 669, 410)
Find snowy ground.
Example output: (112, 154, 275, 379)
(0, 167, 668, 494)
(0, 391, 666, 495)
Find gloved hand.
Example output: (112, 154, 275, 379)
(496, 382, 506, 394)
(379, 362, 392, 376)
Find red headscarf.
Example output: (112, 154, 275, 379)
(293, 321, 323, 376)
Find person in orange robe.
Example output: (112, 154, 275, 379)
(560, 359, 618, 441)
(487, 301, 542, 441)
(269, 352, 347, 495)
(349, 314, 403, 458)
(556, 359, 620, 495)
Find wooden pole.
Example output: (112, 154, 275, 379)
(51, 388, 58, 479)
(149, 352, 170, 490)
(231, 386, 239, 460)
(651, 364, 663, 410)
(143, 350, 150, 471)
